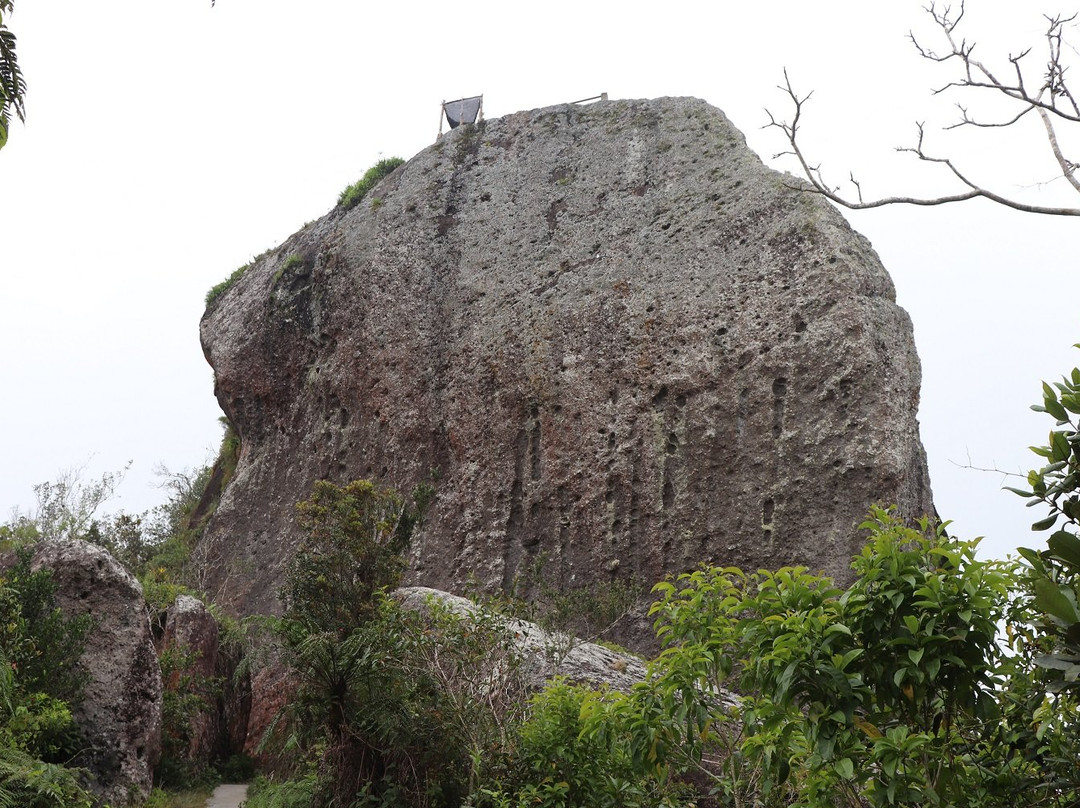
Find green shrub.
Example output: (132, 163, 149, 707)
(1011, 352, 1080, 689)
(270, 479, 445, 807)
(338, 157, 405, 211)
(607, 506, 1072, 807)
(243, 774, 320, 808)
(156, 644, 219, 790)
(0, 554, 94, 807)
(473, 680, 675, 808)
(216, 753, 256, 783)
(204, 263, 250, 308)
(0, 549, 92, 711)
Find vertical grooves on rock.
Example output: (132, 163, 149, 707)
(736, 387, 749, 440)
(503, 425, 528, 591)
(772, 377, 788, 438)
(528, 403, 542, 482)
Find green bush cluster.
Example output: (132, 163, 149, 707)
(204, 263, 251, 309)
(1010, 350, 1080, 689)
(470, 681, 685, 808)
(4, 420, 248, 801)
(0, 549, 94, 807)
(337, 157, 405, 211)
(266, 479, 482, 807)
(610, 508, 1028, 806)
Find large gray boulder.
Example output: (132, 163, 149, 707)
(397, 586, 660, 696)
(30, 540, 162, 806)
(198, 96, 933, 647)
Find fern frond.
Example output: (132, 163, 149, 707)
(0, 744, 92, 808)
(0, 20, 25, 128)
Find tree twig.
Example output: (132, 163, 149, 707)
(764, 4, 1080, 216)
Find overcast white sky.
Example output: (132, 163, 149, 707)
(1, 1, 1076, 562)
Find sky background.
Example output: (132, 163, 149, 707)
(2, 1, 1077, 562)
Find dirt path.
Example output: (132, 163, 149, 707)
(205, 783, 249, 808)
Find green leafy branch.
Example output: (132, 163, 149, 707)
(1010, 346, 1080, 686)
(0, 0, 26, 149)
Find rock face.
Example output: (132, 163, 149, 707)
(161, 595, 253, 767)
(199, 96, 933, 646)
(162, 594, 223, 763)
(30, 540, 162, 806)
(397, 586, 664, 697)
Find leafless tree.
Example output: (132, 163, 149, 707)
(766, 3, 1080, 216)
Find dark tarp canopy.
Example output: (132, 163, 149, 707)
(443, 96, 482, 129)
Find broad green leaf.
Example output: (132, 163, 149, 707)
(1003, 486, 1035, 498)
(1048, 399, 1071, 422)
(925, 657, 941, 681)
(777, 757, 790, 785)
(1048, 531, 1080, 572)
(1052, 431, 1072, 459)
(1034, 653, 1080, 671)
(1033, 514, 1059, 532)
(1034, 578, 1080, 624)
(834, 757, 854, 779)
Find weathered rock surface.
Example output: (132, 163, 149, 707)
(29, 540, 162, 806)
(241, 655, 292, 760)
(162, 594, 223, 763)
(199, 96, 933, 647)
(398, 586, 666, 696)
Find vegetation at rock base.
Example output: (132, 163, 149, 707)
(504, 552, 646, 649)
(264, 478, 495, 807)
(0, 418, 247, 802)
(243, 469, 1080, 806)
(337, 157, 405, 211)
(9, 368, 1080, 807)
(0, 550, 94, 807)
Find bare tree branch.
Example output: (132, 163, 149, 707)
(766, 3, 1080, 216)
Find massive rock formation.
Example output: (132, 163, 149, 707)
(29, 540, 162, 806)
(199, 97, 933, 645)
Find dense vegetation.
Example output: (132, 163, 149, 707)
(246, 501, 1080, 808)
(0, 420, 243, 806)
(0, 548, 94, 807)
